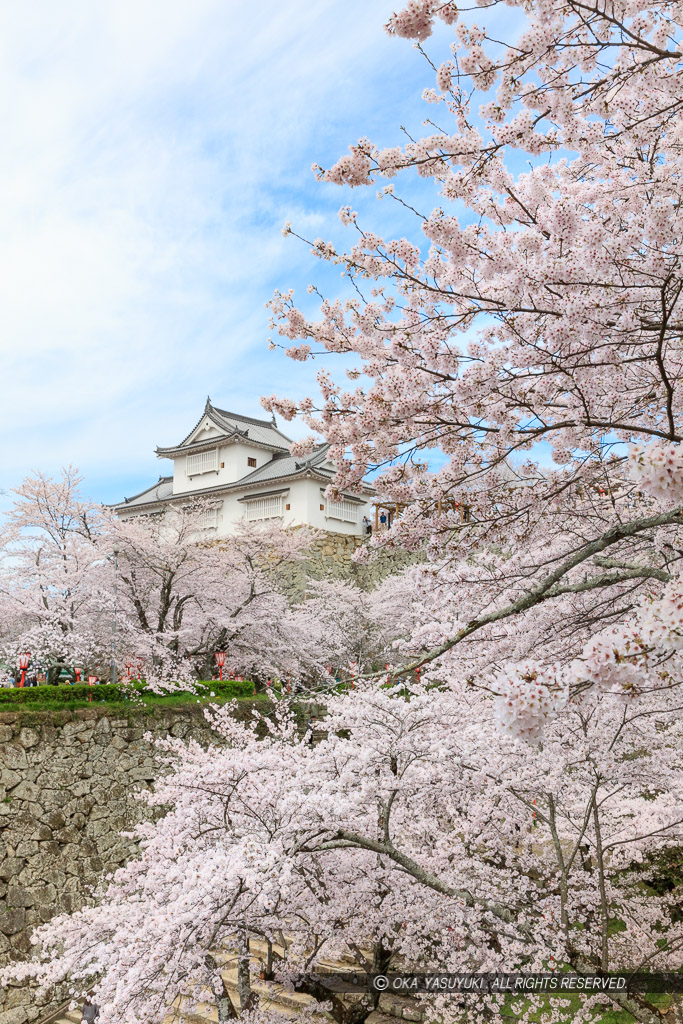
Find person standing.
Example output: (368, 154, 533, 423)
(81, 998, 100, 1024)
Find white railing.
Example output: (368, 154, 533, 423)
(325, 499, 359, 524)
(198, 507, 219, 530)
(186, 449, 218, 476)
(244, 495, 283, 521)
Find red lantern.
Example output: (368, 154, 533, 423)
(18, 652, 31, 688)
(214, 650, 227, 681)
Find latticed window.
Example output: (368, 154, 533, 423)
(186, 449, 218, 476)
(325, 499, 359, 524)
(198, 507, 219, 530)
(244, 495, 283, 521)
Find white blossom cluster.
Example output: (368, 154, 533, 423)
(494, 660, 568, 741)
(628, 441, 683, 503)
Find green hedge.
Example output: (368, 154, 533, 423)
(0, 679, 254, 706)
(196, 680, 255, 699)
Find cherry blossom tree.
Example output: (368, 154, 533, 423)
(110, 510, 331, 681)
(293, 570, 421, 681)
(0, 467, 111, 672)
(0, 472, 355, 684)
(262, 0, 683, 717)
(4, 4, 683, 1020)
(4, 683, 680, 1024)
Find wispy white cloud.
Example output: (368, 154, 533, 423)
(0, 0, 457, 504)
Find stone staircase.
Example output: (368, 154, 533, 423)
(49, 938, 422, 1024)
(51, 1012, 81, 1024)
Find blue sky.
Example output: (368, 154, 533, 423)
(0, 0, 466, 507)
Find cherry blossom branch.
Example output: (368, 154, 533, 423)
(314, 829, 529, 932)
(370, 508, 683, 680)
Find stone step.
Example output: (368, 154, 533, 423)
(220, 965, 322, 1013)
(243, 935, 372, 971)
(182, 998, 301, 1023)
(378, 993, 424, 1021)
(52, 986, 421, 1024)
(241, 935, 286, 959)
(50, 980, 321, 1024)
(48, 944, 422, 1024)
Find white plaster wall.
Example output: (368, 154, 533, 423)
(191, 421, 223, 441)
(213, 487, 294, 537)
(170, 441, 274, 495)
(168, 418, 224, 493)
(304, 481, 372, 535)
(118, 479, 372, 538)
(212, 493, 246, 537)
(222, 442, 273, 483)
(208, 480, 371, 537)
(283, 480, 311, 530)
(171, 455, 200, 495)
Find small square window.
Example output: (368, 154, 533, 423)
(285, 503, 290, 511)
(320, 504, 325, 511)
(247, 457, 257, 468)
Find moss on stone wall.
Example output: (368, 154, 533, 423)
(273, 532, 422, 601)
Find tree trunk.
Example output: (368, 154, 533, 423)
(592, 799, 610, 972)
(205, 953, 237, 1022)
(237, 927, 252, 1011)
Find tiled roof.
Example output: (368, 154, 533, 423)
(158, 400, 293, 454)
(116, 477, 174, 509)
(211, 406, 293, 450)
(113, 447, 339, 512)
(237, 446, 333, 485)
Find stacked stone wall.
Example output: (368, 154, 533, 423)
(0, 700, 321, 1024)
(274, 532, 422, 601)
(0, 704, 247, 1024)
